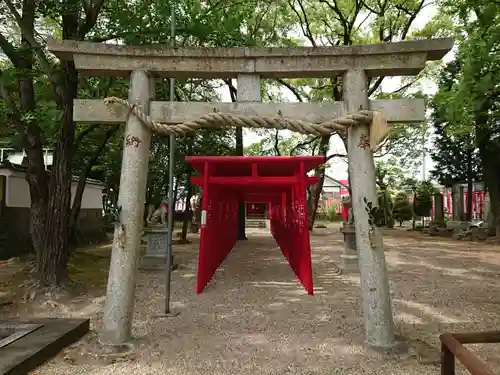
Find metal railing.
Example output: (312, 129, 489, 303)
(440, 331, 500, 375)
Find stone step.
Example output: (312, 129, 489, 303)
(245, 220, 267, 228)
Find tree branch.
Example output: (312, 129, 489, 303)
(70, 124, 120, 234)
(75, 124, 100, 145)
(296, 0, 317, 46)
(0, 70, 24, 133)
(368, 76, 385, 96)
(396, 0, 426, 40)
(2, 0, 55, 77)
(390, 77, 420, 94)
(224, 79, 237, 102)
(0, 32, 23, 67)
(319, 0, 348, 29)
(326, 153, 346, 161)
(273, 129, 281, 156)
(360, 0, 380, 15)
(290, 136, 320, 155)
(287, 0, 317, 46)
(79, 0, 107, 39)
(274, 78, 304, 102)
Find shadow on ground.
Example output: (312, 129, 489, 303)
(27, 228, 500, 375)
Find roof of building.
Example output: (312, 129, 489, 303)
(0, 161, 105, 187)
(324, 174, 349, 188)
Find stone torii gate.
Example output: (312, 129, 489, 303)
(48, 38, 453, 350)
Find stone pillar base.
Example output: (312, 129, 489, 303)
(366, 338, 408, 355)
(189, 222, 200, 233)
(140, 254, 175, 270)
(341, 254, 359, 273)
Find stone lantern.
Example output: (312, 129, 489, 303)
(340, 195, 358, 273)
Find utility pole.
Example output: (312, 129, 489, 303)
(421, 122, 426, 181)
(164, 3, 178, 317)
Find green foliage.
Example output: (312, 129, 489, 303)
(392, 192, 413, 225)
(375, 157, 405, 191)
(244, 133, 320, 157)
(325, 203, 338, 222)
(433, 0, 500, 233)
(414, 180, 436, 217)
(430, 61, 482, 187)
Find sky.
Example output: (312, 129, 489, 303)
(216, 4, 455, 181)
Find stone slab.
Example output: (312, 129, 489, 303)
(74, 98, 425, 124)
(140, 254, 166, 270)
(47, 38, 454, 78)
(0, 318, 89, 375)
(446, 220, 469, 230)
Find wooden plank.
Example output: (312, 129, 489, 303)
(0, 319, 89, 375)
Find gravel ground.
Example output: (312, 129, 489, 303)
(28, 228, 500, 374)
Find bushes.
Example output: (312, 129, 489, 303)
(316, 203, 343, 222)
(392, 192, 413, 226)
(325, 202, 338, 221)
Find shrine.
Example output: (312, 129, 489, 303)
(47, 37, 453, 350)
(186, 155, 324, 295)
(246, 203, 267, 219)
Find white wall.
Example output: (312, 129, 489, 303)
(6, 175, 31, 208)
(6, 174, 103, 209)
(70, 183, 103, 209)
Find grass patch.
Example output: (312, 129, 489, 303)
(67, 250, 110, 288)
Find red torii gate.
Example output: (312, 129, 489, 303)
(186, 155, 325, 295)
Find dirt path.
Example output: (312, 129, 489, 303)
(5, 229, 500, 374)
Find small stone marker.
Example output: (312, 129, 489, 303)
(140, 226, 168, 270)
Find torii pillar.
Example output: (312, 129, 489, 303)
(47, 38, 453, 349)
(345, 70, 396, 350)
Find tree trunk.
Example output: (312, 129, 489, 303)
(173, 176, 179, 207)
(38, 62, 78, 286)
(69, 125, 119, 245)
(0, 0, 107, 287)
(181, 138, 193, 241)
(37, 6, 81, 285)
(479, 152, 500, 236)
(476, 112, 500, 237)
(15, 0, 49, 273)
(181, 177, 193, 240)
(412, 192, 416, 229)
(466, 149, 474, 221)
(308, 135, 329, 230)
(308, 80, 343, 230)
(383, 191, 394, 227)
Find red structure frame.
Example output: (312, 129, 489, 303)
(186, 156, 325, 295)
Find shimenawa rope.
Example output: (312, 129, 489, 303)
(103, 96, 390, 150)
